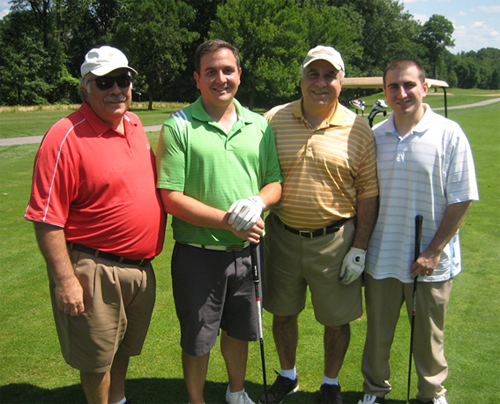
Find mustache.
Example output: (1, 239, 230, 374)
(104, 94, 128, 102)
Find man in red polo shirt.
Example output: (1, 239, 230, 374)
(25, 46, 166, 404)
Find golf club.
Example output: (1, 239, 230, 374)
(349, 99, 366, 116)
(407, 214, 423, 404)
(251, 243, 268, 404)
(367, 99, 388, 127)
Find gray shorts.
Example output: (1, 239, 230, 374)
(171, 242, 260, 356)
(263, 213, 362, 327)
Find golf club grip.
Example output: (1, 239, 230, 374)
(414, 215, 423, 261)
(250, 243, 259, 282)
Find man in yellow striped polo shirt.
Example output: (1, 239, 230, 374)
(260, 46, 379, 404)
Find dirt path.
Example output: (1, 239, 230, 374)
(0, 125, 162, 146)
(1, 99, 499, 146)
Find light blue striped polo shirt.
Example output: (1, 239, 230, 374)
(366, 104, 479, 283)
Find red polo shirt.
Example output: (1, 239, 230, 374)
(25, 102, 166, 259)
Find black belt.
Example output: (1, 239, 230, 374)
(280, 217, 351, 238)
(67, 242, 153, 267)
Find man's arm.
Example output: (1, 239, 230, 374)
(411, 200, 473, 278)
(160, 189, 264, 244)
(351, 196, 379, 250)
(33, 222, 85, 316)
(340, 196, 378, 285)
(256, 182, 282, 211)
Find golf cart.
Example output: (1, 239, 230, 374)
(342, 77, 450, 127)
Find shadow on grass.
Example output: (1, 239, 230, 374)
(0, 380, 421, 403)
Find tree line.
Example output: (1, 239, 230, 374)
(1, 0, 499, 109)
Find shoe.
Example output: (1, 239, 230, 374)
(357, 394, 386, 404)
(319, 384, 343, 404)
(259, 372, 299, 404)
(226, 386, 255, 404)
(425, 397, 448, 404)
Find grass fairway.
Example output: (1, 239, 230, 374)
(0, 95, 499, 404)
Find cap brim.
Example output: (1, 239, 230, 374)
(91, 65, 138, 76)
(303, 57, 343, 72)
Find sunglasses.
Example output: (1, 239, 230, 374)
(88, 75, 132, 90)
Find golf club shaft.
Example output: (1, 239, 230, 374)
(407, 214, 423, 403)
(251, 243, 268, 404)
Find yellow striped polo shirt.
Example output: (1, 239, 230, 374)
(264, 99, 378, 229)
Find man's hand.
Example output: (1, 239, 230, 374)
(33, 222, 85, 316)
(340, 247, 366, 285)
(410, 250, 440, 278)
(228, 196, 266, 231)
(231, 217, 265, 244)
(56, 276, 85, 316)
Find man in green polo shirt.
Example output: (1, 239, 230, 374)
(156, 39, 283, 404)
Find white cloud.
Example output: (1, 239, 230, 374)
(0, 0, 11, 19)
(452, 20, 500, 53)
(459, 11, 466, 16)
(412, 13, 429, 23)
(478, 5, 500, 13)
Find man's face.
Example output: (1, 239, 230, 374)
(82, 68, 132, 127)
(194, 48, 241, 110)
(383, 66, 428, 117)
(301, 60, 342, 111)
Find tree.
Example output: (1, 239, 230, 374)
(0, 8, 80, 105)
(60, 0, 122, 78)
(113, 0, 199, 109)
(418, 14, 454, 79)
(453, 58, 479, 89)
(329, 0, 425, 76)
(210, 0, 309, 108)
(447, 70, 458, 88)
(169, 0, 227, 102)
(299, 1, 364, 77)
(490, 69, 500, 90)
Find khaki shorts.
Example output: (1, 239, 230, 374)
(48, 249, 156, 373)
(263, 213, 362, 326)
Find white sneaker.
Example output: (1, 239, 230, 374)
(429, 397, 448, 404)
(226, 386, 255, 404)
(357, 394, 385, 404)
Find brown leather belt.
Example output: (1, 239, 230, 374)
(279, 216, 351, 238)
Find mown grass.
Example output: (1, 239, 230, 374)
(0, 97, 499, 403)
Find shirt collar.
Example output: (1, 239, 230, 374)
(291, 99, 344, 129)
(381, 103, 434, 138)
(80, 101, 134, 138)
(191, 96, 250, 123)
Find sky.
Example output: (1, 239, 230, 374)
(0, 0, 498, 54)
(400, 0, 500, 53)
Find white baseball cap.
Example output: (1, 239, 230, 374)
(80, 46, 138, 78)
(301, 45, 345, 75)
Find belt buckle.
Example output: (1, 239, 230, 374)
(299, 230, 313, 238)
(226, 243, 245, 252)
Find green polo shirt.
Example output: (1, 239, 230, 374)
(157, 97, 283, 245)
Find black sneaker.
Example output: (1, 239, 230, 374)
(259, 371, 299, 404)
(319, 384, 343, 404)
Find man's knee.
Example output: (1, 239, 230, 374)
(273, 314, 299, 325)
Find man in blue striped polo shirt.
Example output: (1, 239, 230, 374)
(358, 59, 479, 404)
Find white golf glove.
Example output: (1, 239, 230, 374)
(340, 247, 366, 285)
(228, 196, 266, 231)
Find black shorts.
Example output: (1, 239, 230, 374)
(171, 242, 261, 356)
